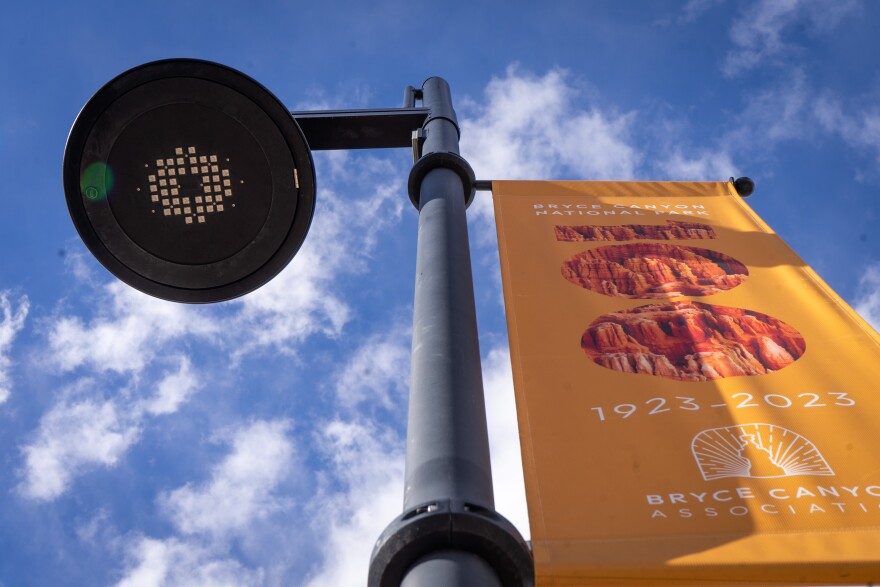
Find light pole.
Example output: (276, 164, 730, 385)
(368, 77, 532, 587)
(63, 59, 532, 586)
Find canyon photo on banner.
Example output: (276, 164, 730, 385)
(561, 243, 749, 299)
(580, 301, 806, 381)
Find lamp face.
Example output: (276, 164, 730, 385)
(64, 59, 316, 303)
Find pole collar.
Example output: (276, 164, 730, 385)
(368, 499, 534, 587)
(420, 77, 461, 138)
(408, 151, 477, 209)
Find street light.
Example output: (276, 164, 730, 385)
(62, 59, 532, 587)
(63, 59, 316, 303)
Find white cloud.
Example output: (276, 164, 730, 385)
(288, 319, 409, 586)
(161, 420, 295, 538)
(303, 420, 404, 587)
(739, 68, 811, 142)
(854, 263, 880, 332)
(654, 0, 725, 26)
(19, 391, 140, 501)
(679, 0, 725, 23)
(61, 245, 99, 285)
(116, 538, 171, 587)
(231, 155, 406, 355)
(48, 282, 216, 375)
(461, 66, 639, 181)
(482, 346, 530, 540)
(659, 149, 740, 181)
(0, 291, 28, 404)
(115, 537, 263, 587)
(815, 94, 880, 163)
(139, 358, 200, 416)
(723, 0, 859, 76)
(799, 0, 861, 32)
(75, 509, 111, 545)
(655, 69, 814, 179)
(723, 0, 801, 76)
(460, 66, 639, 225)
(19, 360, 201, 502)
(231, 224, 351, 354)
(114, 420, 297, 586)
(29, 266, 215, 503)
(689, 67, 880, 178)
(334, 330, 409, 410)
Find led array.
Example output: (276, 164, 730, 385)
(145, 146, 234, 224)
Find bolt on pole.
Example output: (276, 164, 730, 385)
(369, 78, 532, 587)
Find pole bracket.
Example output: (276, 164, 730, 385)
(408, 151, 477, 210)
(368, 499, 534, 587)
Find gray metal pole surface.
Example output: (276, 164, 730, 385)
(402, 78, 501, 587)
(403, 77, 499, 587)
(368, 77, 532, 587)
(401, 550, 501, 587)
(405, 77, 494, 513)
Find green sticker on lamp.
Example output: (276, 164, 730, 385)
(80, 162, 113, 201)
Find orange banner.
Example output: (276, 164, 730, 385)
(493, 180, 880, 585)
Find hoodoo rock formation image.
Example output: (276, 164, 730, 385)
(555, 220, 717, 242)
(561, 243, 748, 298)
(581, 302, 806, 381)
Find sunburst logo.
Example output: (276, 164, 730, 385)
(692, 423, 834, 481)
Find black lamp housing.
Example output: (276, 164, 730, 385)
(63, 58, 316, 303)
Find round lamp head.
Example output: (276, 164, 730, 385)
(63, 59, 315, 303)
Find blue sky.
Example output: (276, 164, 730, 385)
(1, 0, 879, 585)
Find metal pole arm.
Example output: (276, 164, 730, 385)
(291, 107, 430, 150)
